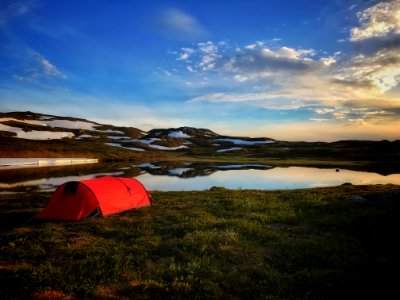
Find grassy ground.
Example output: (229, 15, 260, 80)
(1, 185, 400, 299)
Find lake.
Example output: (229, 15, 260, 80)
(1, 162, 400, 192)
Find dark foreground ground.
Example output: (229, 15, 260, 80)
(1, 185, 400, 299)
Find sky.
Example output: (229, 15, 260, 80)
(0, 0, 399, 141)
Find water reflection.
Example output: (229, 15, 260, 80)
(1, 162, 399, 192)
(136, 167, 400, 191)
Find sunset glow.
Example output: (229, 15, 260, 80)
(1, 0, 399, 141)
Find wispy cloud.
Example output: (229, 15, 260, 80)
(13, 48, 66, 82)
(0, 0, 33, 27)
(155, 8, 208, 41)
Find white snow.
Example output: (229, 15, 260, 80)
(136, 138, 161, 144)
(101, 129, 124, 134)
(217, 147, 243, 152)
(136, 163, 160, 169)
(43, 119, 99, 130)
(0, 158, 98, 170)
(105, 143, 145, 151)
(39, 115, 54, 120)
(148, 144, 188, 151)
(0, 117, 47, 126)
(215, 138, 275, 145)
(168, 131, 191, 138)
(168, 168, 193, 175)
(0, 117, 123, 134)
(0, 123, 74, 140)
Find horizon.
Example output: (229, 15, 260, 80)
(1, 0, 400, 142)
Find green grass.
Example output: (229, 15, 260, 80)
(1, 185, 400, 299)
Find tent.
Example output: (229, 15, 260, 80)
(35, 176, 152, 221)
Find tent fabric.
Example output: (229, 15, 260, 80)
(34, 176, 151, 221)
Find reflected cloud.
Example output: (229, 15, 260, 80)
(2, 164, 399, 192)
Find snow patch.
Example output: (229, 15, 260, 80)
(0, 117, 47, 126)
(148, 144, 188, 151)
(168, 168, 193, 175)
(0, 117, 123, 133)
(39, 115, 54, 120)
(136, 163, 160, 169)
(217, 147, 242, 152)
(100, 129, 124, 134)
(0, 123, 74, 140)
(44, 119, 99, 130)
(168, 131, 191, 138)
(0, 158, 98, 170)
(136, 138, 161, 144)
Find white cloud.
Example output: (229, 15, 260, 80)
(40, 57, 66, 78)
(320, 56, 336, 66)
(167, 2, 400, 134)
(314, 108, 335, 114)
(350, 0, 400, 41)
(13, 48, 66, 82)
(197, 41, 220, 70)
(177, 52, 190, 61)
(262, 47, 315, 60)
(233, 74, 248, 82)
(156, 8, 208, 40)
(334, 48, 400, 92)
(176, 47, 194, 61)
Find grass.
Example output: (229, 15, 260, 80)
(1, 184, 400, 299)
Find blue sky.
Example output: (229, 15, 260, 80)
(1, 0, 399, 141)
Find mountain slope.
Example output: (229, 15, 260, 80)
(0, 111, 276, 161)
(1, 111, 399, 175)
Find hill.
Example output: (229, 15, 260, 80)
(0, 111, 275, 160)
(1, 111, 399, 174)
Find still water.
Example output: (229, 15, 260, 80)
(1, 162, 399, 192)
(136, 167, 400, 191)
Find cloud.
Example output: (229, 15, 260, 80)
(12, 48, 66, 82)
(0, 0, 33, 27)
(176, 47, 194, 61)
(335, 48, 400, 92)
(350, 0, 400, 41)
(349, 1, 400, 56)
(174, 40, 327, 77)
(155, 8, 208, 40)
(163, 1, 400, 138)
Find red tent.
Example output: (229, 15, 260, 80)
(35, 176, 152, 221)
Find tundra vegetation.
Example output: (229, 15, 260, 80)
(1, 184, 399, 299)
